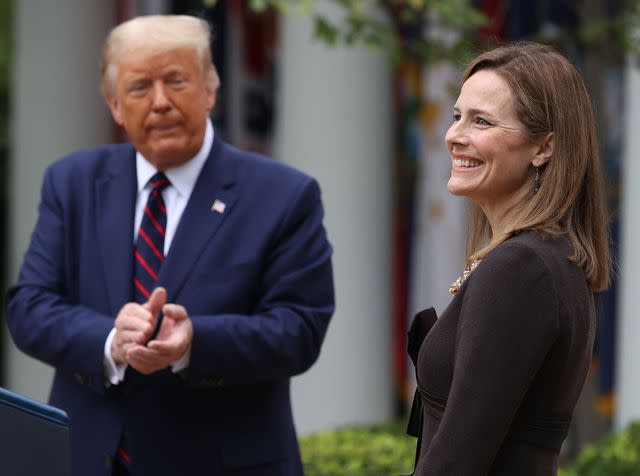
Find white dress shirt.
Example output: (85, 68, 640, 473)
(103, 119, 214, 385)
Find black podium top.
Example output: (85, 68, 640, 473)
(0, 386, 69, 476)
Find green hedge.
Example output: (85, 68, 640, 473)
(560, 422, 640, 476)
(299, 421, 415, 476)
(300, 421, 640, 476)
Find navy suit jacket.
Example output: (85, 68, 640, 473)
(6, 132, 335, 476)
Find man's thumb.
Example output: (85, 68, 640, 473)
(145, 287, 167, 315)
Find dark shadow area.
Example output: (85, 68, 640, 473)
(0, 0, 13, 387)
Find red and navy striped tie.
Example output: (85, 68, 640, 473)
(133, 172, 170, 303)
(116, 172, 170, 474)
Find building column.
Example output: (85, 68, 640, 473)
(615, 58, 640, 429)
(3, 1, 114, 400)
(276, 6, 394, 434)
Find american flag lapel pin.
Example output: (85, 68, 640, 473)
(211, 199, 226, 214)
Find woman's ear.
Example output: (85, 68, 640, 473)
(533, 132, 554, 167)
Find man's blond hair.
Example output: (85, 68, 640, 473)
(100, 15, 220, 98)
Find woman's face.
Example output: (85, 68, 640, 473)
(445, 69, 541, 226)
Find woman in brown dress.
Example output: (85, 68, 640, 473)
(408, 42, 611, 475)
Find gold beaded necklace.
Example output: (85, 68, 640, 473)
(449, 259, 481, 296)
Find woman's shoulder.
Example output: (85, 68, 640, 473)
(457, 231, 565, 344)
(472, 230, 587, 310)
(484, 230, 570, 273)
(467, 230, 573, 303)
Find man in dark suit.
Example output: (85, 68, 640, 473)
(6, 14, 334, 476)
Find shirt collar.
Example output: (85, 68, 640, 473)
(136, 118, 214, 196)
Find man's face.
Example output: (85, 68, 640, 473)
(107, 48, 215, 170)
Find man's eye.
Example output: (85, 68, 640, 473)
(129, 84, 149, 94)
(452, 114, 461, 122)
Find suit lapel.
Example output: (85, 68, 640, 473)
(95, 145, 137, 315)
(159, 135, 239, 303)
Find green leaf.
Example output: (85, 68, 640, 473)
(248, 0, 269, 13)
(313, 17, 339, 47)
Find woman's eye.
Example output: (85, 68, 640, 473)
(452, 114, 461, 122)
(475, 117, 491, 126)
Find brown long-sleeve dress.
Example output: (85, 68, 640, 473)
(412, 230, 596, 475)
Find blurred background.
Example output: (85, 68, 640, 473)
(1, 0, 640, 466)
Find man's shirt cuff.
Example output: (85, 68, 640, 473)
(104, 328, 127, 385)
(171, 345, 191, 374)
